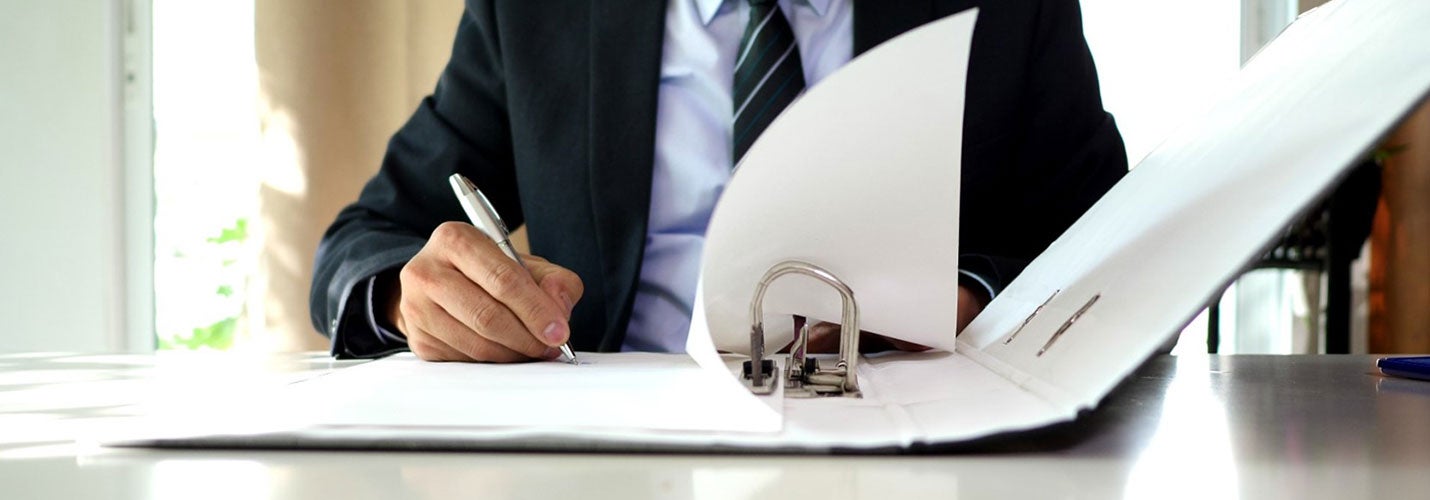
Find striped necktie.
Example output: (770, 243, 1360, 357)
(732, 0, 805, 164)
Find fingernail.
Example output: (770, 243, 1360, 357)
(542, 322, 568, 344)
(560, 292, 574, 316)
(542, 347, 561, 360)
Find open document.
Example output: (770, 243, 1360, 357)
(121, 0, 1430, 453)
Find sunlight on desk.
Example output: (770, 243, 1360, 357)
(1124, 356, 1237, 500)
(150, 459, 272, 500)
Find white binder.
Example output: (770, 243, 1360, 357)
(128, 0, 1430, 453)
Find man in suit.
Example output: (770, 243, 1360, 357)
(310, 0, 1128, 361)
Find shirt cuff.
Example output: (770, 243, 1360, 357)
(958, 268, 997, 304)
(364, 274, 407, 346)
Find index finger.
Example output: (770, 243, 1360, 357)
(527, 259, 584, 317)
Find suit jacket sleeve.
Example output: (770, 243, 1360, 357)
(309, 2, 521, 358)
(960, 0, 1129, 296)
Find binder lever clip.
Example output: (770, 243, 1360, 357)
(741, 260, 862, 398)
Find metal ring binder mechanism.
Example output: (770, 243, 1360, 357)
(741, 260, 862, 398)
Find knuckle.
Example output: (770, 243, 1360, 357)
(409, 339, 437, 360)
(397, 300, 422, 328)
(467, 299, 506, 332)
(397, 261, 415, 282)
(431, 221, 465, 244)
(399, 262, 432, 289)
(561, 270, 585, 297)
(484, 263, 527, 297)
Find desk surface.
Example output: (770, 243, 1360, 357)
(0, 352, 1426, 499)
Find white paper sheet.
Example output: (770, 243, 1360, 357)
(271, 352, 780, 433)
(140, 350, 1059, 452)
(699, 9, 972, 356)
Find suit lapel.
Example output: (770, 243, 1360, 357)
(588, 0, 668, 350)
(854, 0, 937, 55)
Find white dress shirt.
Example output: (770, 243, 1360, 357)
(622, 0, 852, 352)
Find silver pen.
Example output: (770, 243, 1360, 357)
(448, 173, 578, 364)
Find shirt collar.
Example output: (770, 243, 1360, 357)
(694, 0, 831, 26)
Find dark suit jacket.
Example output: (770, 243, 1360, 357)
(310, 0, 1128, 358)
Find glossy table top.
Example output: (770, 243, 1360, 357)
(1, 352, 1426, 499)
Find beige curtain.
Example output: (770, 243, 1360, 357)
(250, 0, 464, 351)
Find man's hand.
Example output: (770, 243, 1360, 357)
(381, 222, 584, 362)
(799, 285, 986, 353)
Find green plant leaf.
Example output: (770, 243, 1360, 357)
(165, 316, 238, 351)
(206, 218, 249, 245)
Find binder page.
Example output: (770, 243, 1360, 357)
(959, 0, 1430, 411)
(160, 350, 1060, 452)
(266, 352, 781, 433)
(699, 9, 973, 355)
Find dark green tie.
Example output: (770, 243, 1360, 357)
(732, 0, 806, 164)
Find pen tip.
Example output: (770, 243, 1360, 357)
(560, 345, 578, 365)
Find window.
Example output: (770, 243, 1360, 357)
(152, 0, 260, 350)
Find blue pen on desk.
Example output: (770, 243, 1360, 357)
(449, 173, 579, 365)
(1377, 356, 1430, 382)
